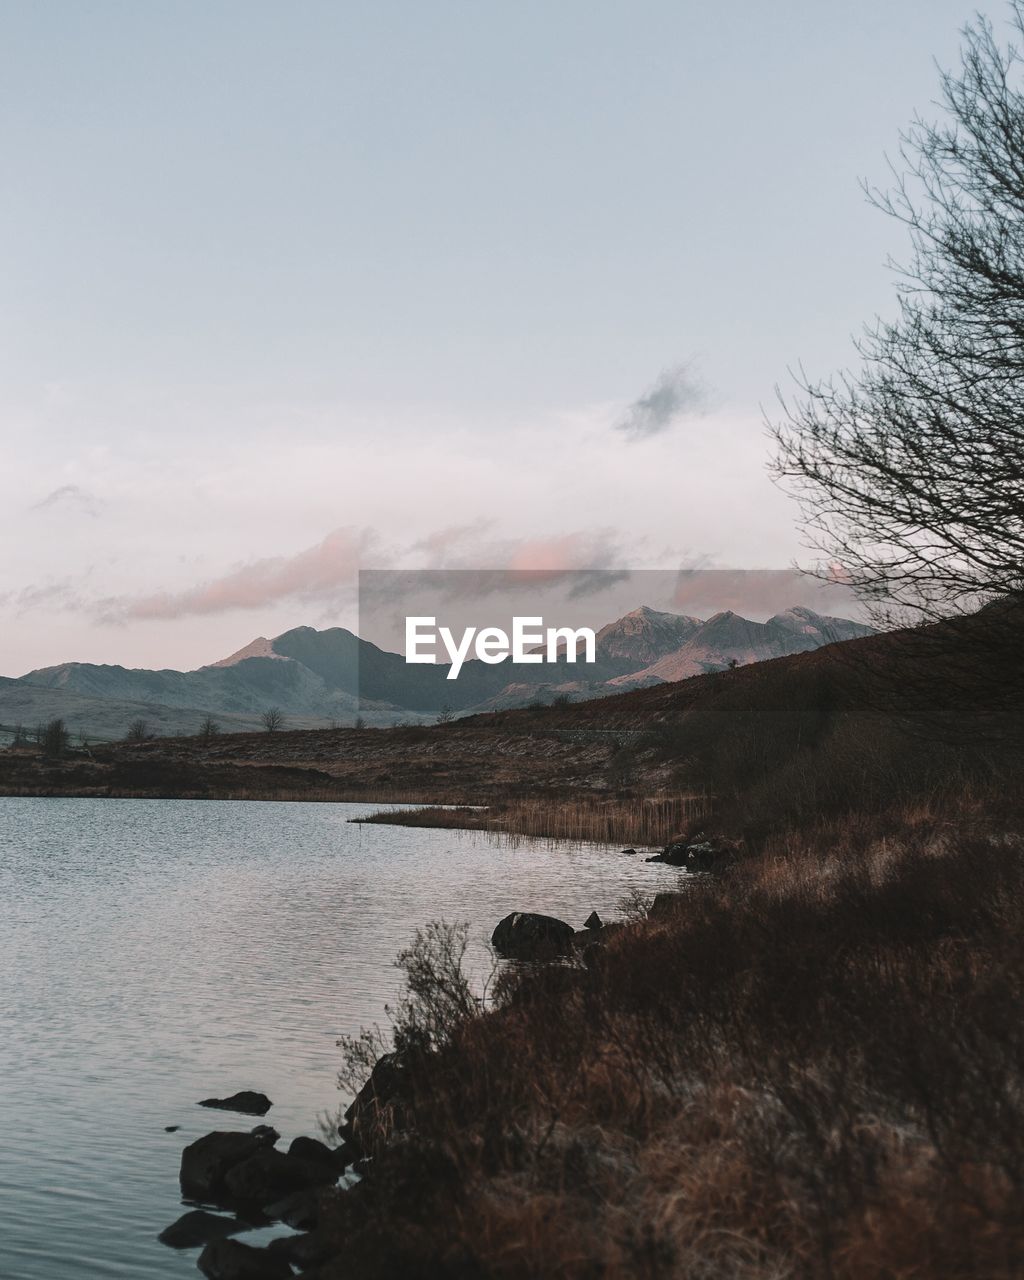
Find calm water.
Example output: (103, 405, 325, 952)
(0, 797, 683, 1279)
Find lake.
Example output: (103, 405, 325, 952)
(0, 797, 684, 1278)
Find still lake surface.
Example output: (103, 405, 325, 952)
(0, 797, 684, 1279)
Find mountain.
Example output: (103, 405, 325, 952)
(626, 608, 875, 684)
(594, 606, 703, 666)
(1, 606, 874, 739)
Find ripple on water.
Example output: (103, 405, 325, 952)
(0, 796, 686, 1278)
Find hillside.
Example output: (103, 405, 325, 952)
(3, 605, 873, 741)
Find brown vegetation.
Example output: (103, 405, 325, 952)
(323, 800, 1024, 1278)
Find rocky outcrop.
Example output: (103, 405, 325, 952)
(180, 1131, 270, 1201)
(645, 834, 739, 873)
(491, 911, 576, 959)
(199, 1091, 273, 1116)
(223, 1148, 338, 1203)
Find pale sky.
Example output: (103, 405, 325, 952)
(0, 0, 976, 674)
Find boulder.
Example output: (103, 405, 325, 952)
(199, 1091, 273, 1116)
(180, 1131, 268, 1200)
(583, 911, 603, 930)
(250, 1125, 280, 1145)
(646, 834, 739, 873)
(197, 1237, 292, 1279)
(267, 1230, 335, 1271)
(158, 1209, 250, 1249)
(263, 1187, 324, 1230)
(491, 911, 575, 959)
(340, 1052, 410, 1155)
(224, 1149, 338, 1203)
(287, 1135, 337, 1169)
(621, 848, 638, 856)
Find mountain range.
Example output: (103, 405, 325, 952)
(0, 605, 873, 742)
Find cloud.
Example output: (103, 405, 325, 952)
(31, 484, 102, 517)
(99, 526, 378, 622)
(615, 363, 707, 440)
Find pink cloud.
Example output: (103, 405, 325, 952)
(101, 526, 375, 621)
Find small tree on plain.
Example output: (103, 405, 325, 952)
(125, 719, 150, 743)
(197, 715, 221, 742)
(436, 704, 454, 725)
(41, 718, 70, 758)
(261, 707, 284, 732)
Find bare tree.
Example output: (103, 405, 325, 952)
(435, 704, 454, 725)
(197, 715, 221, 741)
(125, 719, 151, 743)
(41, 718, 70, 758)
(261, 707, 284, 732)
(772, 7, 1024, 624)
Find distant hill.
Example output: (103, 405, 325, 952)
(2, 605, 874, 739)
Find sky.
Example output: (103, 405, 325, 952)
(0, 0, 979, 674)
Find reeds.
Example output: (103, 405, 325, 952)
(353, 792, 711, 846)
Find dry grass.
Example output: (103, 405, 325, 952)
(322, 797, 1024, 1279)
(353, 793, 711, 846)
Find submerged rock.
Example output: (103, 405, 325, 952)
(491, 911, 575, 959)
(583, 911, 603, 930)
(197, 1237, 292, 1279)
(158, 1209, 250, 1249)
(180, 1131, 269, 1201)
(199, 1091, 273, 1116)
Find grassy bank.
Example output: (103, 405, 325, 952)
(321, 798, 1024, 1278)
(352, 793, 710, 846)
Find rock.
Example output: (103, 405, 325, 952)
(621, 848, 638, 856)
(267, 1230, 335, 1270)
(646, 834, 740, 873)
(197, 1237, 292, 1279)
(158, 1209, 250, 1249)
(287, 1136, 336, 1169)
(340, 1052, 410, 1156)
(181, 1131, 268, 1201)
(583, 911, 603, 930)
(332, 1138, 356, 1170)
(491, 911, 575, 959)
(199, 1091, 272, 1116)
(263, 1187, 324, 1230)
(165, 1124, 180, 1132)
(224, 1149, 338, 1203)
(250, 1125, 280, 1145)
